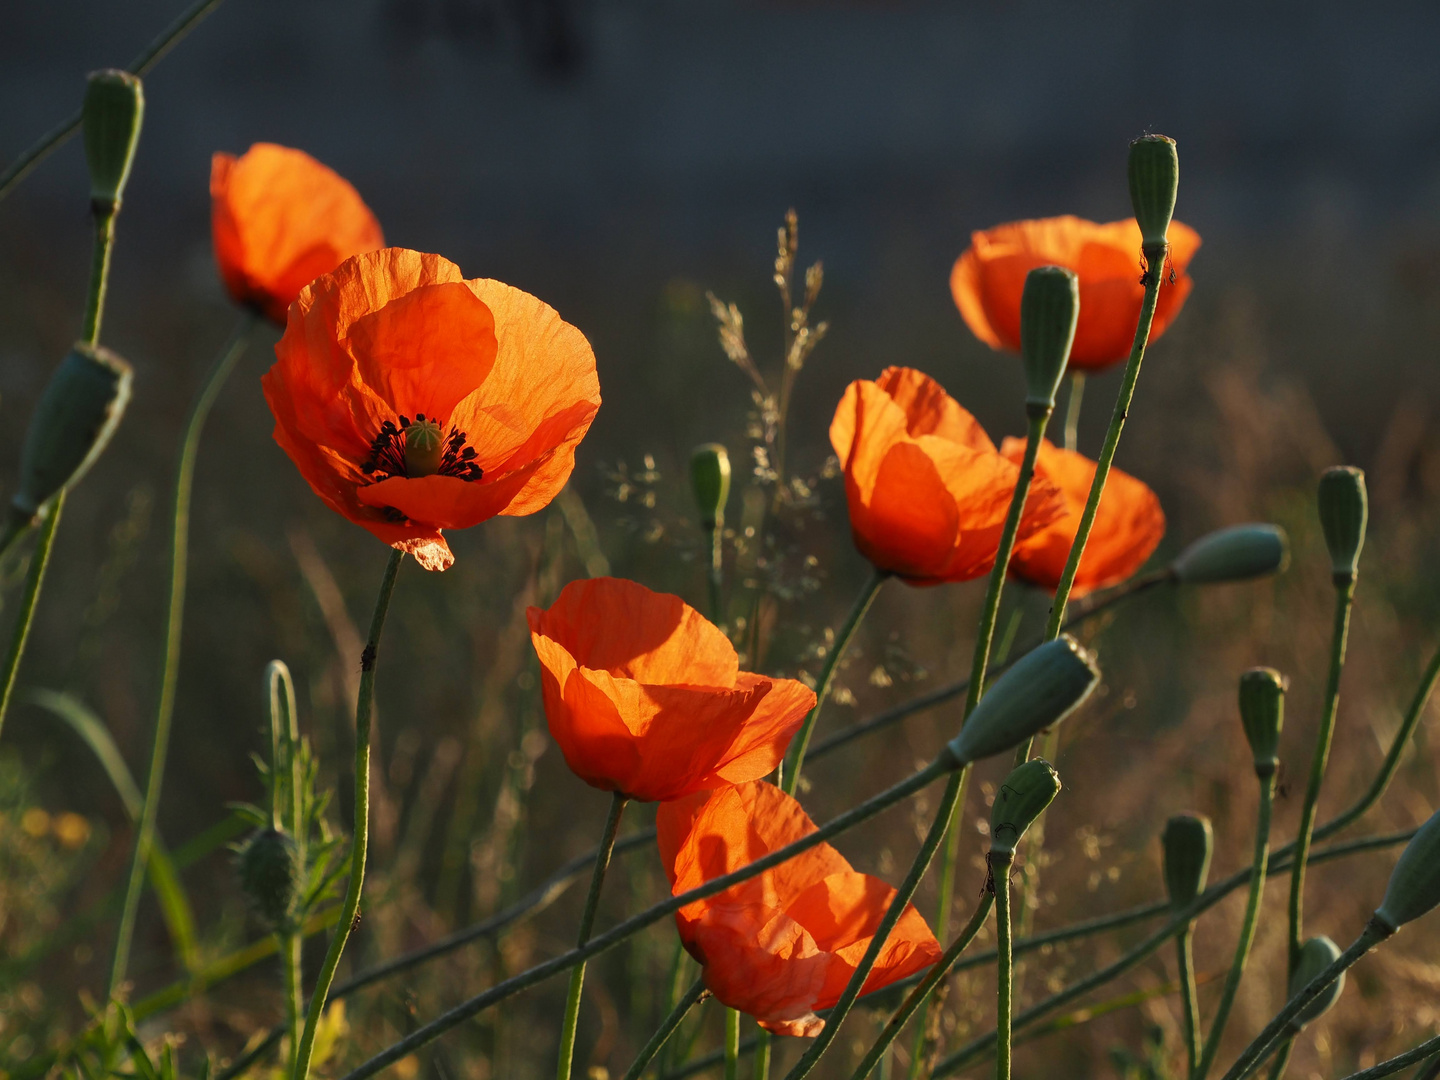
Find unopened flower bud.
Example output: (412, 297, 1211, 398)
(946, 636, 1100, 767)
(404, 417, 444, 477)
(1376, 805, 1440, 932)
(83, 70, 144, 213)
(1128, 135, 1179, 251)
(1317, 467, 1367, 583)
(236, 826, 302, 930)
(1171, 524, 1289, 586)
(990, 759, 1061, 856)
(1287, 936, 1345, 1030)
(1020, 267, 1079, 414)
(9, 344, 133, 524)
(690, 443, 731, 530)
(1161, 813, 1213, 912)
(1239, 668, 1286, 777)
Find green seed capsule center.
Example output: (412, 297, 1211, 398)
(404, 419, 445, 477)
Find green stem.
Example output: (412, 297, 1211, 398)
(725, 1006, 742, 1080)
(623, 979, 708, 1080)
(1287, 578, 1356, 970)
(1263, 1040, 1293, 1080)
(782, 567, 886, 793)
(283, 932, 303, 1074)
(107, 312, 257, 998)
(753, 1031, 771, 1080)
(82, 210, 116, 345)
(1333, 1040, 1440, 1080)
(1042, 241, 1169, 642)
(780, 770, 966, 1080)
(0, 499, 63, 741)
(1178, 927, 1201, 1078)
(994, 851, 1016, 1080)
(1062, 371, 1085, 453)
(293, 547, 405, 1080)
(706, 521, 724, 626)
(1195, 770, 1276, 1080)
(556, 791, 630, 1080)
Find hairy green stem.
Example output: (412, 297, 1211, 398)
(994, 851, 1016, 1080)
(725, 1005, 742, 1080)
(1263, 1040, 1294, 1080)
(1178, 927, 1201, 1078)
(753, 1030, 772, 1080)
(283, 932, 303, 1074)
(556, 792, 629, 1080)
(293, 547, 404, 1080)
(706, 522, 724, 626)
(0, 501, 63, 741)
(1334, 1039, 1440, 1080)
(623, 979, 709, 1080)
(1062, 371, 1085, 452)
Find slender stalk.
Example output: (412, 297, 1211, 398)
(0, 501, 63, 740)
(1178, 927, 1201, 1078)
(556, 792, 629, 1080)
(994, 851, 1016, 1080)
(1195, 770, 1276, 1080)
(108, 312, 258, 997)
(293, 548, 405, 1080)
(753, 1031, 771, 1080)
(725, 1005, 742, 1080)
(1287, 579, 1356, 969)
(782, 567, 886, 792)
(1334, 1040, 1440, 1080)
(1062, 371, 1085, 452)
(1263, 1040, 1294, 1080)
(623, 979, 709, 1080)
(283, 932, 303, 1074)
(705, 521, 724, 626)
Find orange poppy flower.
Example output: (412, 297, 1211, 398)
(829, 367, 1065, 586)
(657, 782, 941, 1037)
(262, 247, 600, 571)
(211, 143, 385, 324)
(1001, 438, 1165, 598)
(951, 216, 1202, 371)
(528, 578, 814, 801)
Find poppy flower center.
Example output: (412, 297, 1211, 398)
(360, 412, 483, 482)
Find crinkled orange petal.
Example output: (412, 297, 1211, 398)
(851, 442, 962, 578)
(872, 367, 995, 451)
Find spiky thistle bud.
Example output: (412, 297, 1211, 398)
(1239, 667, 1286, 777)
(1161, 813, 1213, 912)
(1287, 936, 1345, 1030)
(690, 443, 731, 530)
(1128, 135, 1179, 252)
(236, 827, 302, 931)
(1171, 524, 1290, 586)
(946, 636, 1100, 767)
(82, 70, 144, 213)
(990, 759, 1061, 857)
(1317, 467, 1367, 583)
(1376, 805, 1440, 932)
(1020, 267, 1079, 415)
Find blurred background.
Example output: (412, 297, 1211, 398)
(5, 2, 1440, 1077)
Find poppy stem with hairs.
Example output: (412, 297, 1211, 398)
(293, 547, 405, 1080)
(1335, 1036, 1440, 1080)
(1178, 923, 1202, 1078)
(1062, 371, 1085, 453)
(781, 566, 886, 793)
(725, 1002, 742, 1080)
(0, 501, 63, 741)
(556, 791, 629, 1080)
(109, 311, 257, 997)
(623, 979, 709, 1080)
(994, 850, 1016, 1080)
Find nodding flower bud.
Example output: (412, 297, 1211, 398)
(82, 69, 144, 213)
(946, 636, 1100, 767)
(9, 344, 133, 525)
(404, 417, 445, 477)
(690, 442, 732, 529)
(1317, 467, 1367, 583)
(1019, 266, 1079, 414)
(1127, 135, 1179, 252)
(1238, 667, 1286, 777)
(1161, 813, 1213, 912)
(990, 759, 1061, 857)
(236, 826, 302, 931)
(1171, 524, 1290, 586)
(1375, 804, 1440, 932)
(1287, 936, 1345, 1031)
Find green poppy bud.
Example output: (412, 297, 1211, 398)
(1161, 813, 1213, 912)
(236, 826, 302, 931)
(1317, 467, 1367, 583)
(9, 344, 133, 524)
(1287, 936, 1344, 1030)
(690, 443, 731, 530)
(1238, 667, 1286, 777)
(990, 759, 1061, 856)
(83, 70, 144, 212)
(946, 636, 1100, 767)
(1170, 523, 1290, 586)
(1375, 805, 1440, 932)
(1019, 267, 1079, 414)
(1127, 135, 1179, 251)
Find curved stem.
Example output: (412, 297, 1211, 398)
(994, 851, 1016, 1080)
(293, 547, 405, 1080)
(1195, 771, 1276, 1079)
(1178, 926, 1201, 1078)
(1287, 579, 1356, 969)
(1062, 372, 1085, 452)
(107, 312, 257, 997)
(0, 499, 63, 741)
(556, 792, 629, 1080)
(623, 979, 709, 1080)
(82, 211, 116, 345)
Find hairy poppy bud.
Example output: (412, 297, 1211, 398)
(946, 636, 1100, 767)
(1317, 467, 1367, 583)
(1287, 936, 1345, 1030)
(1019, 267, 1079, 414)
(1375, 805, 1440, 932)
(82, 70, 144, 212)
(9, 344, 133, 525)
(690, 443, 731, 529)
(1161, 813, 1213, 911)
(1128, 135, 1179, 251)
(1239, 667, 1286, 777)
(990, 759, 1061, 856)
(236, 826, 302, 930)
(1170, 523, 1289, 586)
